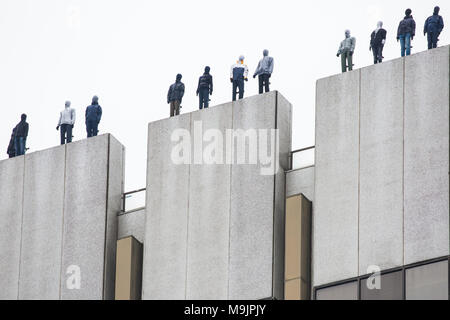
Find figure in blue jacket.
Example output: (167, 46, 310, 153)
(196, 67, 213, 109)
(230, 55, 249, 101)
(424, 6, 444, 49)
(85, 96, 102, 138)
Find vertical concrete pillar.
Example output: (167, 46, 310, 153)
(284, 194, 311, 300)
(115, 236, 143, 300)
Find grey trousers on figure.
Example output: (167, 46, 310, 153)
(341, 50, 353, 72)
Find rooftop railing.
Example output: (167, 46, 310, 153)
(289, 146, 315, 171)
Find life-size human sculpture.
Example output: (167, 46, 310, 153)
(56, 100, 76, 145)
(167, 74, 185, 117)
(196, 66, 213, 110)
(230, 55, 249, 101)
(14, 114, 29, 156)
(85, 96, 102, 138)
(253, 49, 274, 94)
(424, 6, 444, 50)
(397, 8, 416, 57)
(370, 21, 387, 64)
(337, 30, 356, 73)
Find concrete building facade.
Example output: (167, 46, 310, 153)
(313, 45, 449, 299)
(0, 134, 124, 300)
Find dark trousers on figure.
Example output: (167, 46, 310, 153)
(170, 100, 181, 117)
(199, 88, 210, 109)
(86, 120, 98, 138)
(427, 32, 439, 49)
(258, 74, 270, 94)
(14, 136, 25, 156)
(232, 80, 244, 101)
(372, 45, 384, 64)
(60, 124, 73, 145)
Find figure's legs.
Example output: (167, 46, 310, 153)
(341, 52, 347, 72)
(92, 122, 98, 136)
(16, 137, 25, 156)
(175, 101, 180, 115)
(170, 101, 175, 117)
(378, 45, 384, 63)
(232, 82, 238, 101)
(199, 91, 204, 109)
(405, 33, 411, 56)
(427, 32, 433, 49)
(203, 89, 209, 108)
(258, 75, 263, 94)
(432, 32, 438, 48)
(372, 46, 378, 64)
(399, 35, 405, 57)
(348, 53, 353, 71)
(238, 81, 244, 100)
(264, 74, 270, 92)
(60, 124, 67, 145)
(66, 124, 73, 143)
(86, 123, 92, 138)
(14, 136, 19, 156)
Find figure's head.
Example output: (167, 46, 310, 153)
(377, 21, 383, 28)
(239, 55, 245, 63)
(92, 95, 99, 105)
(345, 30, 351, 38)
(176, 74, 182, 82)
(21, 114, 27, 121)
(263, 49, 269, 56)
(405, 8, 412, 16)
(434, 6, 440, 14)
(204, 66, 210, 74)
(65, 101, 71, 108)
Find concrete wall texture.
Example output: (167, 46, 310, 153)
(286, 166, 315, 202)
(314, 46, 450, 287)
(0, 134, 124, 300)
(118, 209, 145, 244)
(143, 91, 292, 300)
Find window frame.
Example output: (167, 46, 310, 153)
(313, 255, 450, 300)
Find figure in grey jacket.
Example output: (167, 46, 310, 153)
(56, 101, 76, 145)
(337, 30, 356, 73)
(253, 49, 274, 94)
(167, 74, 185, 117)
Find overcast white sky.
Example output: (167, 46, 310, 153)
(0, 0, 448, 191)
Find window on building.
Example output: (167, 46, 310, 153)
(316, 281, 358, 300)
(361, 271, 403, 300)
(406, 260, 448, 300)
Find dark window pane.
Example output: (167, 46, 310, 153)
(361, 271, 403, 300)
(316, 281, 358, 300)
(406, 260, 448, 300)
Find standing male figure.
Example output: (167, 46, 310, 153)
(424, 6, 444, 49)
(167, 74, 185, 117)
(56, 101, 76, 145)
(230, 55, 249, 101)
(85, 96, 102, 138)
(14, 114, 29, 156)
(196, 67, 213, 110)
(397, 9, 416, 57)
(253, 49, 274, 94)
(337, 30, 356, 73)
(370, 21, 387, 64)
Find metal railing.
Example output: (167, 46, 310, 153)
(289, 146, 315, 171)
(121, 188, 146, 213)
